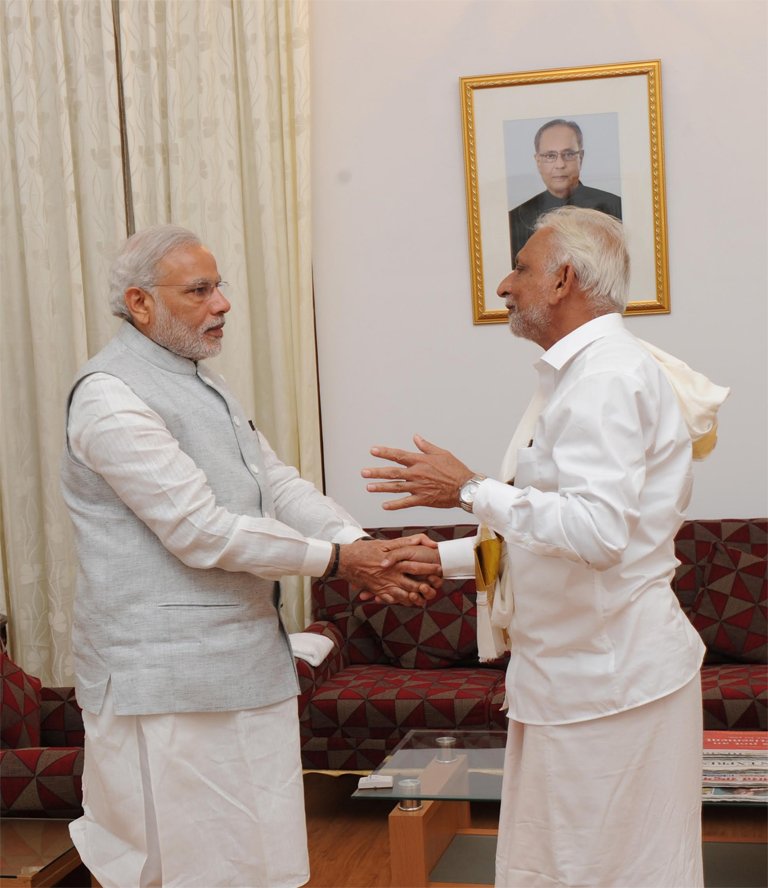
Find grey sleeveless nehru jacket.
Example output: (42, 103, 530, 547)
(61, 322, 298, 716)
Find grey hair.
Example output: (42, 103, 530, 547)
(108, 224, 202, 320)
(534, 206, 630, 313)
(534, 119, 584, 153)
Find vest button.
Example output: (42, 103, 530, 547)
(233, 416, 241, 427)
(249, 463, 259, 474)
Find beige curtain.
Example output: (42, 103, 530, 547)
(0, 0, 316, 683)
(0, 0, 126, 682)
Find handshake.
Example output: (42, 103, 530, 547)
(332, 535, 442, 608)
(329, 433, 479, 607)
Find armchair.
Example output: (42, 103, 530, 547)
(1, 651, 84, 817)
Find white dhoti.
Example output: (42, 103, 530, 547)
(71, 688, 308, 888)
(496, 677, 704, 888)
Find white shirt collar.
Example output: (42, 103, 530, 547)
(539, 312, 626, 372)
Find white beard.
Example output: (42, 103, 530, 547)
(150, 296, 223, 361)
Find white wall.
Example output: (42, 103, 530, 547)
(311, 0, 768, 529)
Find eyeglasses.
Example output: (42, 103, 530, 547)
(536, 150, 583, 164)
(150, 280, 230, 300)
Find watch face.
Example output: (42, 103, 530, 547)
(460, 480, 477, 503)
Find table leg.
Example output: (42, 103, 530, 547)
(388, 799, 471, 887)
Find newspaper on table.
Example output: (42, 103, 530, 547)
(702, 730, 768, 804)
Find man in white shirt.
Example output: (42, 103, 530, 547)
(60, 224, 438, 888)
(363, 207, 707, 887)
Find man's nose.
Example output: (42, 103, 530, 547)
(211, 286, 231, 314)
(497, 272, 514, 297)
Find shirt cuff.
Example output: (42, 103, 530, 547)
(472, 478, 524, 528)
(334, 526, 371, 544)
(437, 536, 476, 578)
(303, 539, 336, 577)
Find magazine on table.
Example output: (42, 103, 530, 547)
(702, 786, 768, 804)
(702, 731, 767, 804)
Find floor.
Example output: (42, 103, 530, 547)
(304, 772, 499, 887)
(304, 772, 392, 887)
(304, 774, 499, 888)
(55, 772, 767, 887)
(303, 773, 768, 888)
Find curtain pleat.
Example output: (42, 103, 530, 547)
(0, 0, 125, 680)
(0, 0, 316, 682)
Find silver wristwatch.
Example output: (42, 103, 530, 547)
(458, 475, 486, 513)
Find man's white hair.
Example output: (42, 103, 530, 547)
(535, 206, 630, 313)
(108, 224, 202, 320)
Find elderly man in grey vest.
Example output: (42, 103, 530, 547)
(60, 224, 438, 888)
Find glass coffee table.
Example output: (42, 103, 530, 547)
(352, 728, 768, 888)
(352, 729, 506, 887)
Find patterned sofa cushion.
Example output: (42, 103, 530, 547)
(0, 655, 85, 816)
(673, 519, 768, 613)
(701, 663, 767, 731)
(351, 579, 479, 669)
(0, 747, 84, 817)
(690, 543, 767, 664)
(1, 653, 42, 748)
(40, 686, 85, 747)
(311, 579, 386, 664)
(299, 734, 398, 772)
(305, 664, 506, 740)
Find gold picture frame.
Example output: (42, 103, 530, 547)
(460, 60, 670, 324)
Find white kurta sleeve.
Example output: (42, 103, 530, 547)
(68, 373, 363, 579)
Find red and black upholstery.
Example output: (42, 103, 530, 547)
(297, 524, 508, 770)
(1, 651, 84, 817)
(674, 520, 767, 732)
(297, 519, 767, 770)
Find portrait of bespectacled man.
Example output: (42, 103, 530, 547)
(505, 113, 623, 261)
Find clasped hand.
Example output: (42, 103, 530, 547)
(337, 534, 442, 607)
(339, 435, 475, 607)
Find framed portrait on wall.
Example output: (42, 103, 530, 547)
(460, 61, 670, 324)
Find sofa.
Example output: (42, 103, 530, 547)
(297, 519, 767, 771)
(0, 650, 85, 817)
(2, 518, 764, 807)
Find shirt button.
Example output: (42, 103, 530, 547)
(249, 463, 259, 474)
(233, 416, 241, 428)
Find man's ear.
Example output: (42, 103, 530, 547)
(550, 263, 575, 305)
(124, 286, 153, 329)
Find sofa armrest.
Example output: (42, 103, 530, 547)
(0, 747, 84, 817)
(296, 622, 347, 718)
(40, 687, 84, 747)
